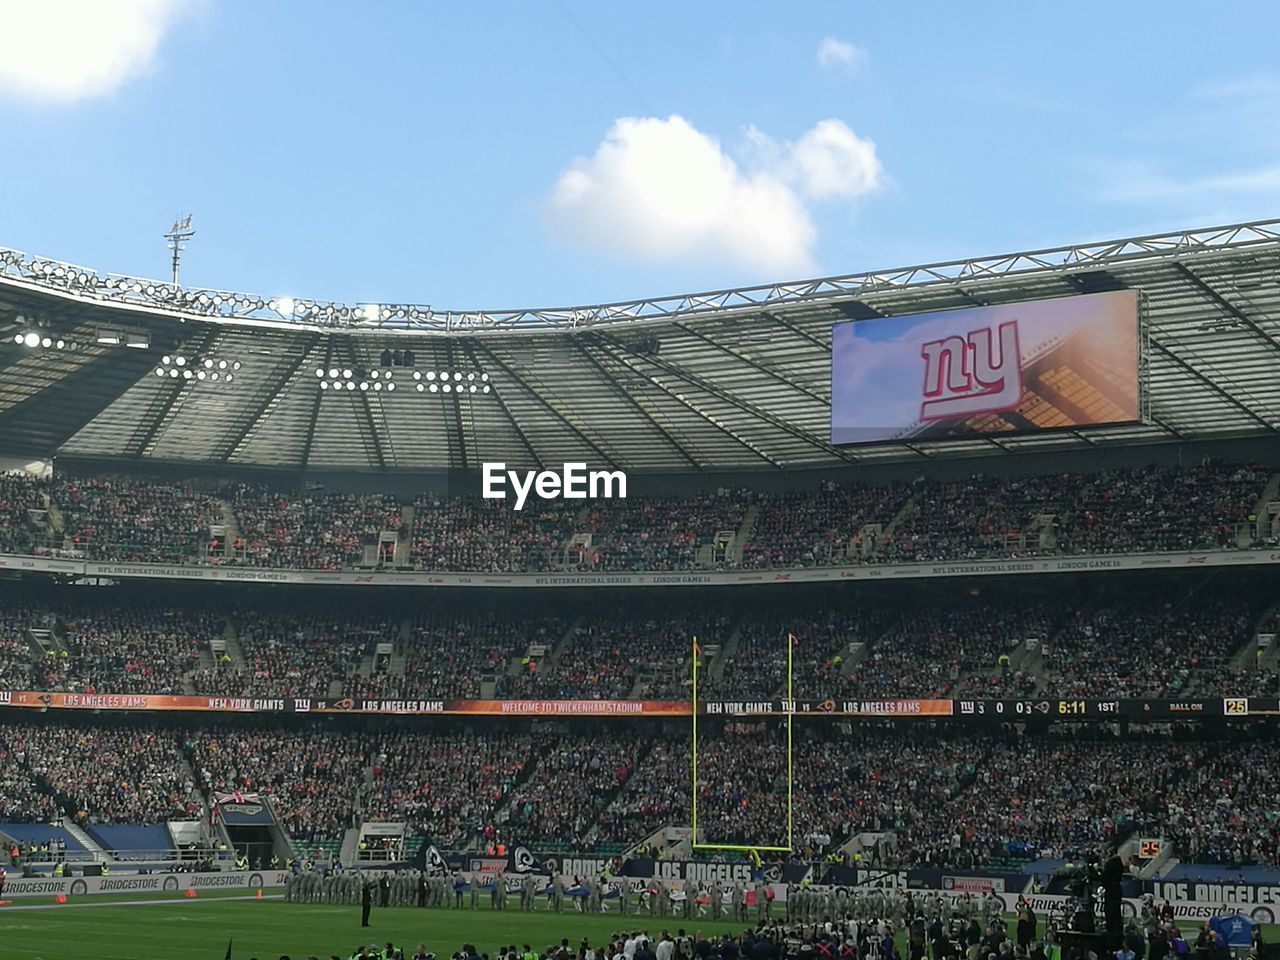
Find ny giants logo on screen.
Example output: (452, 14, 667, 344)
(919, 320, 1022, 422)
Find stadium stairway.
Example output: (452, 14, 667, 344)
(1251, 472, 1280, 538)
(45, 499, 64, 538)
(732, 505, 759, 563)
(339, 827, 360, 866)
(876, 489, 923, 550)
(395, 504, 415, 566)
(222, 620, 246, 669)
(544, 614, 587, 671)
(217, 501, 240, 560)
(61, 821, 106, 858)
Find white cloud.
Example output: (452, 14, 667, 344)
(546, 115, 884, 276)
(755, 119, 884, 200)
(816, 37, 864, 73)
(0, 0, 186, 104)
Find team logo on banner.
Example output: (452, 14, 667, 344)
(513, 847, 536, 873)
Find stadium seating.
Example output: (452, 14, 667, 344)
(1, 459, 1270, 572)
(0, 716, 1274, 869)
(224, 484, 402, 570)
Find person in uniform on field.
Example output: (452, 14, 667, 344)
(361, 878, 374, 928)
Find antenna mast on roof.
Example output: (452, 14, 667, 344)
(164, 214, 195, 287)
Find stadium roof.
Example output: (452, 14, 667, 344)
(1, 218, 1279, 473)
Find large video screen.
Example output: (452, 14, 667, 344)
(830, 289, 1140, 445)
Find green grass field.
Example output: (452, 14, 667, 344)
(0, 895, 754, 960)
(4, 895, 1276, 960)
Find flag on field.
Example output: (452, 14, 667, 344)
(692, 637, 702, 658)
(788, 633, 798, 646)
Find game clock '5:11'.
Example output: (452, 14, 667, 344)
(1058, 700, 1088, 715)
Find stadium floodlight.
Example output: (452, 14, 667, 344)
(40, 337, 51, 347)
(197, 370, 207, 380)
(232, 361, 241, 371)
(373, 381, 382, 391)
(219, 360, 228, 370)
(345, 381, 354, 391)
(315, 368, 324, 377)
(182, 369, 193, 379)
(55, 339, 65, 349)
(328, 367, 339, 378)
(225, 373, 234, 383)
(425, 371, 436, 381)
(467, 373, 475, 381)
(415, 383, 424, 392)
(125, 333, 150, 349)
(276, 296, 296, 315)
(319, 380, 328, 390)
(442, 383, 451, 393)
(12, 334, 22, 344)
(412, 371, 421, 381)
(342, 368, 353, 379)
(204, 359, 214, 369)
(162, 355, 172, 365)
(453, 372, 461, 381)
(175, 356, 187, 366)
(429, 384, 438, 393)
(211, 372, 220, 381)
(385, 381, 395, 392)
(481, 373, 489, 382)
(482, 385, 490, 393)
(155, 367, 165, 376)
(95, 331, 123, 345)
(359, 381, 369, 391)
(469, 385, 477, 394)
(372, 370, 381, 380)
(168, 368, 179, 377)
(23, 332, 40, 347)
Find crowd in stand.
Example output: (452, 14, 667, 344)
(850, 598, 1056, 700)
(0, 718, 1274, 871)
(0, 459, 1272, 571)
(353, 612, 565, 702)
(15, 724, 198, 824)
(54, 476, 222, 562)
(364, 732, 534, 848)
(194, 611, 396, 700)
(225, 484, 402, 570)
(0, 724, 63, 822)
(569, 493, 745, 572)
(742, 480, 911, 569)
(1042, 591, 1258, 699)
(0, 576, 1274, 703)
(0, 472, 48, 554)
(38, 604, 222, 696)
(412, 495, 574, 573)
(498, 733, 642, 845)
(192, 728, 369, 841)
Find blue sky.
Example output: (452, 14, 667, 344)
(0, 1, 1278, 311)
